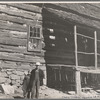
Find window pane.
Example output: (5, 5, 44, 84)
(37, 28, 40, 33)
(37, 33, 40, 37)
(30, 26, 32, 31)
(30, 32, 34, 37)
(34, 27, 36, 32)
(34, 32, 37, 37)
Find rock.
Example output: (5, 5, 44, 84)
(0, 84, 15, 94)
(10, 74, 20, 80)
(16, 79, 20, 82)
(16, 71, 24, 76)
(68, 91, 75, 95)
(15, 87, 23, 94)
(16, 83, 20, 87)
(20, 75, 25, 81)
(0, 77, 7, 84)
(5, 79, 11, 84)
(24, 71, 28, 75)
(13, 85, 18, 91)
(0, 72, 8, 77)
(12, 70, 16, 74)
(6, 71, 12, 75)
(11, 80, 16, 85)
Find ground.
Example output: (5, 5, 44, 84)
(0, 85, 100, 99)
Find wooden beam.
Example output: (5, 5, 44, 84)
(0, 52, 45, 63)
(0, 5, 42, 21)
(75, 70, 81, 95)
(74, 25, 78, 66)
(74, 25, 81, 95)
(0, 44, 44, 57)
(0, 20, 26, 32)
(45, 8, 100, 30)
(0, 37, 27, 46)
(94, 31, 97, 69)
(0, 13, 42, 25)
(5, 3, 42, 13)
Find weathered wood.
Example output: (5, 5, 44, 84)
(45, 51, 75, 59)
(5, 3, 42, 13)
(0, 44, 44, 56)
(0, 52, 45, 63)
(0, 37, 27, 46)
(77, 33, 94, 40)
(0, 13, 42, 25)
(97, 31, 100, 40)
(48, 3, 100, 21)
(0, 60, 46, 70)
(0, 5, 42, 21)
(94, 31, 97, 69)
(74, 25, 78, 66)
(75, 70, 81, 95)
(43, 20, 73, 32)
(0, 20, 26, 32)
(46, 57, 75, 65)
(44, 8, 100, 30)
(0, 30, 27, 39)
(78, 53, 95, 66)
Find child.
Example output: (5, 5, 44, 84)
(22, 70, 31, 98)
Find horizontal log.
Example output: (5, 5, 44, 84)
(0, 44, 45, 56)
(0, 4, 42, 21)
(45, 58, 75, 65)
(0, 30, 27, 39)
(0, 13, 42, 25)
(5, 3, 42, 13)
(43, 19, 73, 32)
(0, 37, 27, 46)
(45, 51, 75, 59)
(0, 20, 26, 32)
(47, 3, 100, 21)
(0, 60, 46, 70)
(0, 52, 45, 63)
(44, 8, 100, 30)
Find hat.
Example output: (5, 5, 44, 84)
(35, 62, 41, 66)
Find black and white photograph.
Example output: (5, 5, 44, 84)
(0, 2, 100, 99)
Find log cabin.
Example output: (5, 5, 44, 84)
(0, 3, 100, 95)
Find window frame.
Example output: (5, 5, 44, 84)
(27, 25, 42, 52)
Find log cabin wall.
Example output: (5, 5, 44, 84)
(43, 8, 75, 65)
(0, 3, 46, 87)
(42, 6, 76, 90)
(42, 3, 100, 91)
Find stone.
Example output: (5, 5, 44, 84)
(16, 79, 20, 83)
(6, 71, 12, 75)
(20, 80, 23, 85)
(20, 75, 25, 81)
(0, 77, 7, 84)
(11, 80, 16, 85)
(16, 71, 24, 76)
(0, 84, 14, 94)
(0, 72, 8, 77)
(10, 74, 20, 80)
(5, 79, 11, 84)
(12, 70, 17, 74)
(24, 71, 28, 75)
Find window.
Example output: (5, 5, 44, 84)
(27, 25, 42, 51)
